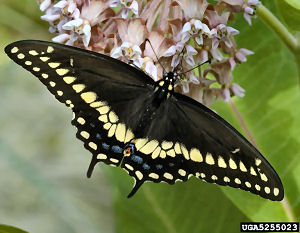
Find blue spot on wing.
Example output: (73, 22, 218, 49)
(112, 145, 122, 154)
(131, 155, 143, 164)
(156, 164, 163, 169)
(102, 142, 110, 150)
(96, 133, 101, 139)
(143, 163, 150, 170)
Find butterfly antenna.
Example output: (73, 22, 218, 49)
(176, 60, 210, 76)
(145, 38, 166, 74)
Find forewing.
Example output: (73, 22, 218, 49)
(5, 40, 155, 176)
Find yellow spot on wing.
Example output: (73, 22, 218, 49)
(250, 167, 257, 176)
(163, 173, 173, 180)
(25, 61, 32, 66)
(98, 115, 108, 123)
(190, 148, 203, 162)
(115, 123, 126, 142)
(48, 62, 60, 68)
(29, 50, 39, 56)
(205, 153, 215, 165)
(245, 182, 251, 188)
(63, 76, 76, 84)
(178, 169, 186, 176)
(47, 46, 54, 53)
(109, 111, 119, 123)
(239, 161, 247, 172)
(232, 148, 240, 153)
(91, 101, 107, 108)
(17, 53, 25, 59)
(234, 178, 241, 184)
(81, 92, 97, 104)
(224, 176, 230, 182)
(57, 90, 63, 96)
(72, 84, 85, 93)
(174, 143, 181, 154)
(229, 158, 237, 169)
(211, 175, 218, 180)
(80, 131, 90, 139)
(159, 150, 166, 158)
(124, 128, 134, 143)
(49, 81, 56, 87)
(255, 184, 261, 191)
(260, 173, 268, 182)
(140, 140, 159, 154)
(125, 164, 134, 171)
(135, 171, 143, 180)
(218, 156, 227, 168)
(135, 138, 148, 150)
(166, 149, 176, 157)
(110, 158, 119, 163)
(56, 68, 69, 76)
(161, 141, 173, 150)
(33, 67, 40, 72)
(264, 186, 270, 194)
(97, 106, 110, 115)
(152, 146, 161, 159)
(41, 73, 48, 79)
(255, 158, 262, 166)
(103, 122, 112, 130)
(40, 57, 50, 62)
(88, 142, 97, 150)
(97, 153, 107, 159)
(180, 144, 189, 160)
(108, 124, 117, 137)
(149, 173, 159, 179)
(274, 188, 279, 196)
(11, 47, 18, 53)
(77, 117, 85, 125)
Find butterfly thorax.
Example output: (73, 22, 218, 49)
(154, 72, 175, 101)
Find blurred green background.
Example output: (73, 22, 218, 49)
(0, 1, 299, 233)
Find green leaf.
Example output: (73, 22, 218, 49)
(283, 0, 300, 10)
(213, 5, 300, 222)
(108, 167, 249, 233)
(276, 0, 300, 32)
(0, 225, 28, 233)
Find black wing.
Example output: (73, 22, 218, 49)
(5, 40, 155, 176)
(121, 92, 284, 201)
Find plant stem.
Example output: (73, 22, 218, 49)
(257, 4, 298, 52)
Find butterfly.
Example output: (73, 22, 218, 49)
(5, 40, 284, 201)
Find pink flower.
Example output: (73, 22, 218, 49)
(38, 0, 52, 12)
(181, 19, 211, 45)
(243, 0, 261, 25)
(231, 83, 245, 98)
(211, 24, 239, 49)
(229, 48, 254, 70)
(62, 18, 91, 47)
(110, 0, 138, 18)
(163, 43, 197, 68)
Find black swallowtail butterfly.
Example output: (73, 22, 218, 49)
(5, 40, 284, 201)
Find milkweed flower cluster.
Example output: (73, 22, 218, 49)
(38, 0, 260, 106)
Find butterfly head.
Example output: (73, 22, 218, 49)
(156, 72, 176, 92)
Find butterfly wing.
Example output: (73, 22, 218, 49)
(5, 40, 155, 176)
(122, 92, 284, 201)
